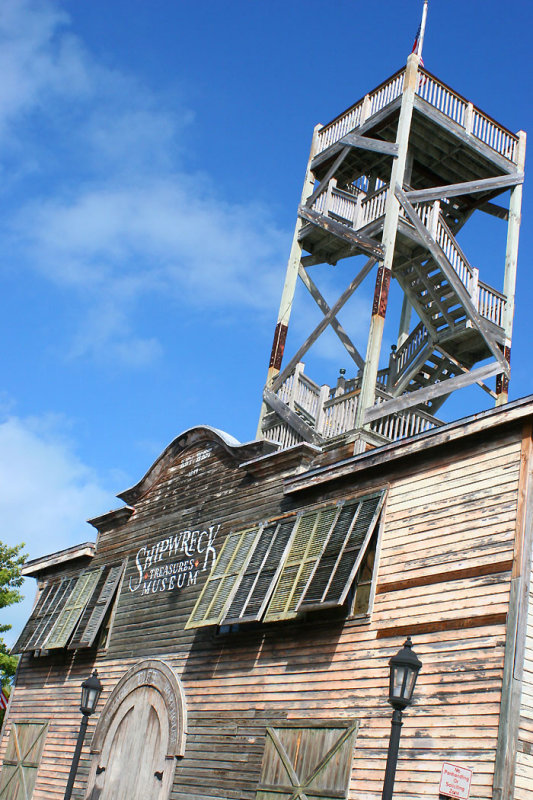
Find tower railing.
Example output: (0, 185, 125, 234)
(267, 363, 443, 445)
(315, 66, 519, 163)
(316, 69, 405, 155)
(389, 322, 429, 388)
(309, 184, 506, 328)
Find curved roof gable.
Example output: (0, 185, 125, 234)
(117, 425, 277, 505)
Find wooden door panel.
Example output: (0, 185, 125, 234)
(0, 722, 48, 800)
(256, 722, 359, 800)
(85, 660, 186, 800)
(88, 686, 172, 800)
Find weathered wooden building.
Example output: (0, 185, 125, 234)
(1, 43, 531, 800)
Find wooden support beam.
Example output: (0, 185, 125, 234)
(257, 126, 321, 437)
(405, 172, 524, 203)
(434, 344, 497, 399)
(340, 133, 399, 157)
(496, 131, 526, 406)
(297, 205, 384, 259)
(262, 389, 321, 445)
(300, 254, 329, 268)
(297, 266, 365, 370)
(271, 258, 377, 393)
(480, 201, 509, 221)
(305, 146, 351, 208)
(364, 360, 502, 423)
(395, 187, 510, 372)
(355, 53, 421, 430)
(493, 424, 533, 800)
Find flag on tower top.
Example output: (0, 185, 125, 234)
(412, 24, 425, 65)
(412, 0, 428, 65)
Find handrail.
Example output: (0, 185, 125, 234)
(312, 181, 388, 230)
(316, 68, 405, 154)
(433, 211, 476, 293)
(477, 281, 506, 327)
(391, 322, 429, 386)
(264, 363, 444, 445)
(315, 65, 518, 163)
(369, 405, 442, 441)
(417, 68, 518, 162)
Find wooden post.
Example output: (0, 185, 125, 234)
(355, 54, 420, 429)
(360, 94, 371, 125)
(396, 295, 412, 349)
(288, 362, 304, 410)
(314, 384, 331, 436)
(257, 125, 321, 437)
(464, 102, 474, 135)
(493, 423, 533, 799)
(470, 266, 479, 311)
(496, 131, 526, 407)
(396, 153, 413, 349)
(324, 178, 336, 218)
(429, 200, 440, 240)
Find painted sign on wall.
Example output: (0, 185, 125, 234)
(128, 524, 220, 595)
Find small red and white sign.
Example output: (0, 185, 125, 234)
(439, 762, 473, 800)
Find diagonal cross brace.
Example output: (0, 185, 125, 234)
(364, 360, 503, 423)
(434, 344, 497, 399)
(262, 389, 322, 445)
(305, 146, 351, 209)
(298, 265, 365, 370)
(265, 723, 359, 800)
(266, 727, 309, 800)
(1, 722, 47, 800)
(270, 257, 376, 393)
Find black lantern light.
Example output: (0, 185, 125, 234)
(64, 671, 103, 800)
(382, 637, 422, 800)
(80, 670, 103, 716)
(388, 636, 422, 710)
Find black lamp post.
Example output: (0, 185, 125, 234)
(382, 637, 422, 800)
(64, 670, 103, 800)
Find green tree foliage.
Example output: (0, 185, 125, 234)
(0, 541, 27, 688)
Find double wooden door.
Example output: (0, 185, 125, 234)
(86, 685, 174, 800)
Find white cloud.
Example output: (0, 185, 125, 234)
(0, 411, 119, 645)
(0, 0, 289, 366)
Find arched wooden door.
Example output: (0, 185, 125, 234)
(85, 660, 186, 800)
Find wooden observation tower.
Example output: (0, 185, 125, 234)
(258, 41, 525, 452)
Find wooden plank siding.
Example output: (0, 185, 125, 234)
(515, 540, 533, 798)
(0, 421, 529, 800)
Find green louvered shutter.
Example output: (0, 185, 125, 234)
(256, 721, 359, 800)
(0, 721, 48, 799)
(24, 578, 76, 652)
(223, 517, 296, 624)
(263, 505, 340, 623)
(69, 561, 126, 649)
(185, 525, 263, 629)
(11, 584, 55, 654)
(299, 491, 385, 611)
(44, 569, 102, 650)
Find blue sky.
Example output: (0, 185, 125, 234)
(1, 0, 532, 642)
